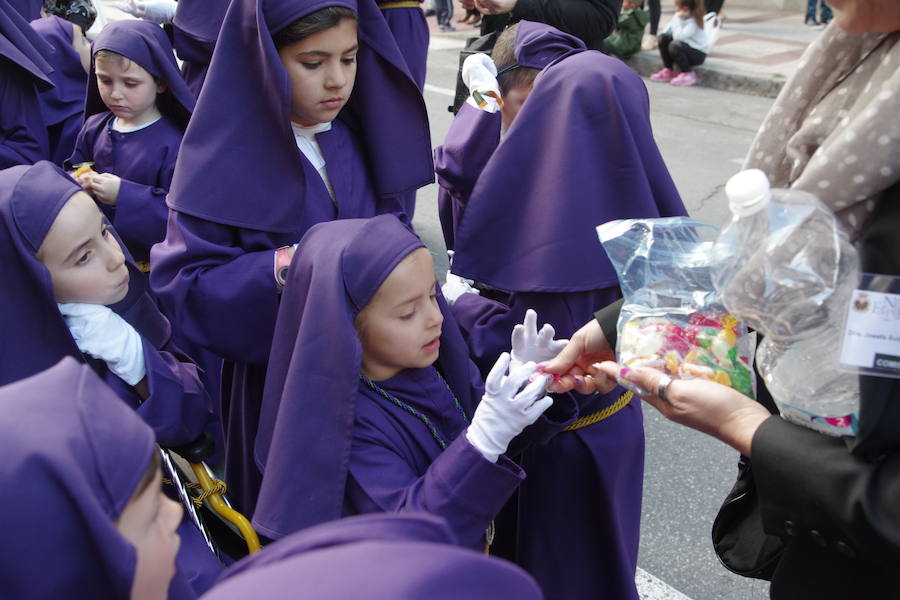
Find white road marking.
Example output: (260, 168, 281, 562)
(636, 568, 695, 600)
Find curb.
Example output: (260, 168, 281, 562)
(625, 51, 788, 99)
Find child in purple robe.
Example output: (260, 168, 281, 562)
(253, 215, 578, 550)
(379, 1, 429, 90)
(66, 18, 195, 268)
(0, 0, 54, 167)
(30, 14, 90, 167)
(0, 161, 223, 596)
(150, 0, 433, 517)
(0, 358, 193, 599)
(441, 21, 689, 600)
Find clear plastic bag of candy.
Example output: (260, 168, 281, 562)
(597, 217, 756, 398)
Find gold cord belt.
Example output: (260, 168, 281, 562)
(563, 391, 634, 431)
(136, 260, 151, 273)
(378, 1, 421, 8)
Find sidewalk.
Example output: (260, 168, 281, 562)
(426, 4, 828, 98)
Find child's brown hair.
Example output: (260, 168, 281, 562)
(675, 0, 705, 28)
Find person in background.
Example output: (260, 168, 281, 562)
(649, 0, 707, 87)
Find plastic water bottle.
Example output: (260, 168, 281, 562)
(712, 169, 860, 436)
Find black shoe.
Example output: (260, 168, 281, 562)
(424, 8, 435, 16)
(804, 16, 821, 26)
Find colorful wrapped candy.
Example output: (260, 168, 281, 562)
(618, 312, 755, 397)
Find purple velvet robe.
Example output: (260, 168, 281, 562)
(0, 162, 224, 596)
(433, 102, 501, 251)
(446, 22, 689, 599)
(0, 0, 53, 166)
(30, 15, 87, 166)
(171, 0, 229, 95)
(202, 513, 544, 599)
(252, 215, 577, 548)
(68, 112, 182, 263)
(152, 0, 433, 515)
(380, 5, 428, 91)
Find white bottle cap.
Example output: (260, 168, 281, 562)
(726, 169, 771, 216)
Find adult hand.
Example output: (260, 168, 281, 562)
(597, 362, 771, 456)
(90, 173, 122, 206)
(539, 318, 617, 394)
(115, 0, 177, 23)
(466, 354, 553, 462)
(474, 0, 517, 16)
(510, 309, 568, 371)
(58, 303, 146, 386)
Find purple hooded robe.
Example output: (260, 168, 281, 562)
(253, 215, 577, 548)
(66, 19, 195, 265)
(171, 0, 229, 95)
(202, 513, 544, 599)
(379, 2, 428, 91)
(447, 22, 688, 600)
(30, 15, 87, 166)
(0, 0, 53, 166)
(0, 357, 204, 599)
(150, 0, 433, 516)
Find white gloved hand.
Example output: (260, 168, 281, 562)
(115, 0, 177, 23)
(58, 303, 146, 385)
(466, 354, 553, 462)
(462, 53, 503, 113)
(510, 309, 570, 372)
(442, 272, 480, 306)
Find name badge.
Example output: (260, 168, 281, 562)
(840, 274, 900, 379)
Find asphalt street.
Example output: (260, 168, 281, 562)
(412, 33, 775, 600)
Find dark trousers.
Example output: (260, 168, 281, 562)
(706, 0, 725, 14)
(641, 0, 661, 35)
(658, 33, 706, 72)
(435, 0, 453, 26)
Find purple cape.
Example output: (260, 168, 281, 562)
(451, 21, 687, 293)
(0, 0, 53, 85)
(166, 0, 432, 233)
(5, 0, 40, 21)
(86, 19, 195, 129)
(29, 15, 86, 125)
(0, 161, 213, 447)
(0, 357, 155, 598)
(201, 514, 543, 599)
(29, 15, 87, 165)
(380, 6, 428, 90)
(254, 215, 498, 536)
(171, 0, 229, 95)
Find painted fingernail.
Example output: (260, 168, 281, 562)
(619, 367, 633, 379)
(574, 376, 583, 384)
(552, 374, 561, 382)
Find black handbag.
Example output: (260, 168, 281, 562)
(711, 455, 785, 580)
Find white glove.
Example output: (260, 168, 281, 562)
(510, 309, 570, 372)
(115, 0, 177, 23)
(58, 303, 146, 385)
(441, 272, 480, 306)
(466, 354, 553, 462)
(462, 53, 503, 113)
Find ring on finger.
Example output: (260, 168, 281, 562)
(657, 374, 674, 402)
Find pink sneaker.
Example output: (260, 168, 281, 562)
(649, 67, 675, 83)
(670, 71, 697, 86)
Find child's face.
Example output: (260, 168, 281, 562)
(675, 2, 690, 16)
(500, 83, 533, 131)
(37, 192, 130, 305)
(358, 248, 444, 381)
(116, 465, 183, 600)
(94, 54, 164, 126)
(278, 18, 358, 126)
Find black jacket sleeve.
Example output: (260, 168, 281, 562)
(511, 0, 621, 48)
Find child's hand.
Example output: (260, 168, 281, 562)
(510, 309, 569, 371)
(90, 173, 122, 206)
